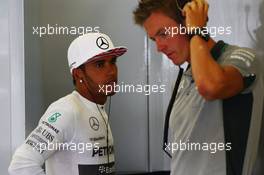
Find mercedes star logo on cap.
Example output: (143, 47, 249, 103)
(96, 36, 109, 50)
(89, 117, 100, 131)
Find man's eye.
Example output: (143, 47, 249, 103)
(96, 62, 104, 68)
(159, 32, 168, 38)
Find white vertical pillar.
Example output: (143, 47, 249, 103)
(0, 0, 12, 173)
(0, 0, 25, 174)
(9, 0, 25, 151)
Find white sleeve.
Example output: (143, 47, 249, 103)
(8, 103, 75, 175)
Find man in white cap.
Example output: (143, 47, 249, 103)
(8, 33, 127, 175)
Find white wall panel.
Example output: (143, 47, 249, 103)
(0, 0, 24, 174)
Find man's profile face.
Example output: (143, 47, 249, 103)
(143, 11, 190, 65)
(82, 55, 118, 96)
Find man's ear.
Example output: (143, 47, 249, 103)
(72, 68, 84, 81)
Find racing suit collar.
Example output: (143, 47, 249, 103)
(72, 90, 105, 109)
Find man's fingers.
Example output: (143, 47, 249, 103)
(195, 0, 209, 12)
(190, 1, 198, 10)
(204, 1, 209, 15)
(183, 2, 192, 16)
(183, 2, 192, 10)
(195, 0, 203, 10)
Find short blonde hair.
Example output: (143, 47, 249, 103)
(133, 0, 191, 26)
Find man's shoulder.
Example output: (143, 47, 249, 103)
(218, 43, 259, 73)
(221, 44, 256, 61)
(49, 91, 80, 111)
(41, 91, 79, 123)
(221, 44, 255, 57)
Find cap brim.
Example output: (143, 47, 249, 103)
(87, 47, 127, 63)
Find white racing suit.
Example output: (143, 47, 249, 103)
(9, 91, 115, 175)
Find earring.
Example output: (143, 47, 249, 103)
(79, 80, 83, 83)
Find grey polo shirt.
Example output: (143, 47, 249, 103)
(169, 44, 263, 175)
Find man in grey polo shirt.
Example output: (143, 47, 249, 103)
(133, 0, 264, 174)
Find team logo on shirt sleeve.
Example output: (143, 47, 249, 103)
(230, 49, 255, 67)
(48, 112, 61, 123)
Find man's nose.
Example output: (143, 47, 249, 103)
(156, 39, 166, 53)
(108, 63, 117, 76)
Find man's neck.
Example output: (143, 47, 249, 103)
(77, 88, 107, 105)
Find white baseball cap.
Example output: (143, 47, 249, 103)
(67, 32, 127, 74)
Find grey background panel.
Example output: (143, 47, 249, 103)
(24, 0, 44, 135)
